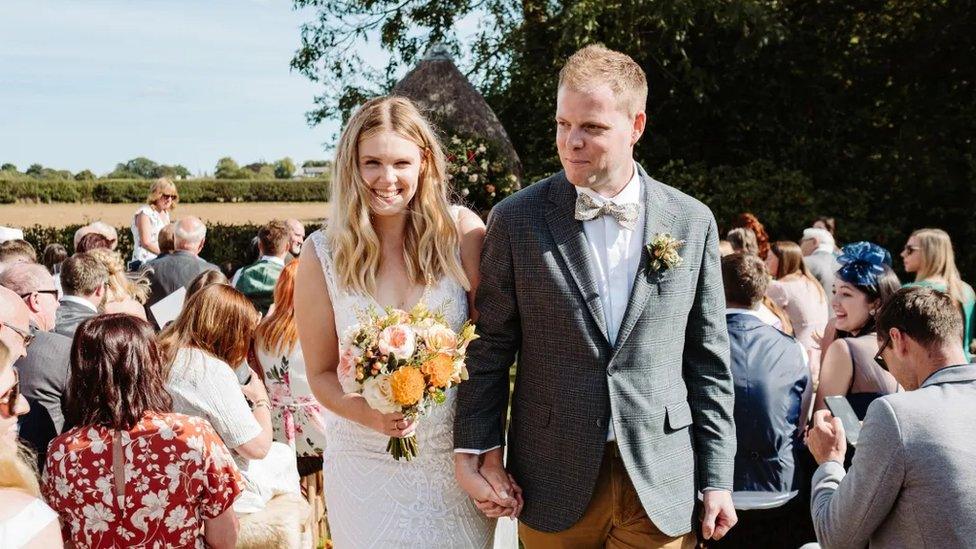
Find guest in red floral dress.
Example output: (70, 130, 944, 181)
(42, 314, 242, 549)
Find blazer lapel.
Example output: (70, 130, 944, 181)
(545, 175, 611, 344)
(613, 165, 677, 351)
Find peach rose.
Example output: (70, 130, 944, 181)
(423, 325, 458, 353)
(377, 324, 416, 359)
(337, 346, 362, 393)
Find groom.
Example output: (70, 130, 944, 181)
(455, 44, 737, 546)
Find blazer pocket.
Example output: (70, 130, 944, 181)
(516, 399, 552, 428)
(665, 401, 693, 432)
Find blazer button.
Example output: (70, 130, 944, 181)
(596, 418, 605, 428)
(750, 451, 760, 459)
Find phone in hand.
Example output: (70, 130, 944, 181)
(824, 396, 862, 447)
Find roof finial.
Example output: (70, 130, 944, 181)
(423, 42, 452, 61)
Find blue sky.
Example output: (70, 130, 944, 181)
(1, 0, 346, 175)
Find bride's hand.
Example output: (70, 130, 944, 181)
(367, 409, 416, 438)
(455, 453, 516, 519)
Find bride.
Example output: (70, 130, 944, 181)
(294, 96, 518, 547)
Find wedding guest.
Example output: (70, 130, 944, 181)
(43, 314, 241, 548)
(234, 220, 291, 315)
(74, 233, 111, 254)
(814, 242, 901, 417)
(53, 253, 108, 339)
(800, 228, 839, 301)
(734, 212, 770, 259)
(1, 264, 71, 470)
(160, 283, 299, 513)
(73, 221, 118, 252)
(187, 269, 230, 299)
(143, 216, 219, 325)
(901, 228, 976, 360)
(713, 253, 810, 548)
(0, 335, 63, 549)
(88, 248, 149, 320)
(285, 218, 306, 261)
(812, 217, 835, 236)
(157, 222, 176, 257)
(767, 241, 830, 377)
(130, 177, 178, 270)
(40, 244, 67, 276)
(254, 261, 326, 460)
(727, 227, 758, 256)
(807, 286, 976, 547)
(0, 239, 37, 266)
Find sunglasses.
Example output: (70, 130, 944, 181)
(162, 194, 178, 200)
(874, 336, 891, 371)
(1, 322, 34, 349)
(19, 289, 59, 299)
(0, 368, 20, 418)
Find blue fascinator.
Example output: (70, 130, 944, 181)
(837, 241, 891, 286)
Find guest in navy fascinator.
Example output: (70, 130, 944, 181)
(836, 241, 894, 290)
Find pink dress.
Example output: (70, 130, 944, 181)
(767, 275, 830, 378)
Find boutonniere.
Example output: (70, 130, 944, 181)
(647, 233, 685, 272)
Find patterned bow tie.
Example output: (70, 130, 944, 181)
(574, 193, 639, 231)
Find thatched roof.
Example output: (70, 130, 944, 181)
(393, 45, 522, 176)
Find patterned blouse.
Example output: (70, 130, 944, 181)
(42, 411, 242, 549)
(256, 340, 327, 457)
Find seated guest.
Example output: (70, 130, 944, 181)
(43, 314, 240, 548)
(727, 227, 759, 256)
(0, 239, 38, 268)
(767, 241, 830, 379)
(285, 218, 306, 262)
(807, 286, 976, 548)
(40, 244, 67, 276)
(734, 212, 771, 259)
(74, 233, 111, 254)
(53, 253, 107, 339)
(187, 269, 229, 300)
(708, 254, 810, 548)
(0, 265, 72, 470)
(0, 336, 63, 549)
(157, 221, 177, 257)
(234, 220, 291, 315)
(88, 248, 149, 320)
(73, 221, 118, 253)
(254, 261, 326, 459)
(160, 284, 300, 513)
(815, 242, 901, 418)
(800, 228, 840, 302)
(901, 228, 976, 360)
(143, 216, 219, 322)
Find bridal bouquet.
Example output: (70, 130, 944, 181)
(337, 304, 477, 460)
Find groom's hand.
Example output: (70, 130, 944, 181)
(479, 448, 521, 517)
(701, 490, 737, 540)
(454, 451, 517, 518)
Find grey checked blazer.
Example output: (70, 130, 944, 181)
(811, 364, 976, 548)
(454, 166, 736, 536)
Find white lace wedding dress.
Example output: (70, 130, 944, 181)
(311, 226, 510, 548)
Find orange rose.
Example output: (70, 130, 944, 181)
(421, 353, 455, 388)
(389, 367, 426, 406)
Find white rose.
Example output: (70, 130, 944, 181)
(362, 374, 398, 413)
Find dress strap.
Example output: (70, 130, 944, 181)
(309, 229, 339, 297)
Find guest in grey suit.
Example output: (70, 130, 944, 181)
(800, 228, 839, 301)
(454, 44, 737, 547)
(53, 252, 107, 339)
(143, 217, 218, 326)
(807, 286, 976, 548)
(0, 263, 72, 470)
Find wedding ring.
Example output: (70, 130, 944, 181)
(396, 419, 407, 430)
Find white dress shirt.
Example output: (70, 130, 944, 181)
(576, 164, 644, 442)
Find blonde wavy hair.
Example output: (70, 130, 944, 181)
(146, 177, 179, 208)
(327, 96, 469, 295)
(910, 228, 972, 305)
(0, 340, 40, 497)
(88, 248, 150, 304)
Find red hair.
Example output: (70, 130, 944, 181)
(254, 261, 299, 355)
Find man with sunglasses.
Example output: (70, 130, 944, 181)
(1, 263, 73, 472)
(806, 286, 976, 548)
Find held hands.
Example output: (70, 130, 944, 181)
(700, 490, 737, 541)
(455, 448, 523, 519)
(807, 410, 847, 465)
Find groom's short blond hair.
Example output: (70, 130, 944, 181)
(559, 44, 647, 117)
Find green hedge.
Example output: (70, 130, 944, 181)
(0, 178, 330, 204)
(21, 222, 321, 274)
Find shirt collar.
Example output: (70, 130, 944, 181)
(920, 364, 976, 388)
(61, 295, 98, 313)
(259, 255, 286, 266)
(575, 161, 642, 205)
